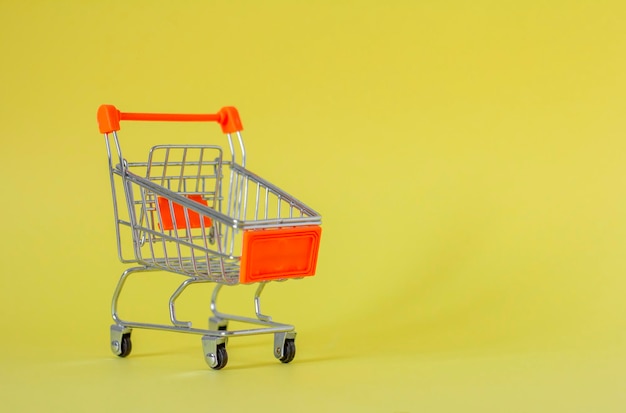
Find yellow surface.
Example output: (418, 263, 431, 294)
(1, 1, 626, 411)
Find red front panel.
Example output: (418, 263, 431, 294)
(239, 226, 322, 284)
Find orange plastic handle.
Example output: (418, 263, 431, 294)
(97, 104, 243, 134)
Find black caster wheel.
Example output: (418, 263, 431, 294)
(118, 333, 132, 358)
(210, 343, 228, 370)
(279, 339, 296, 364)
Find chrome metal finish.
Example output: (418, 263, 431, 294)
(236, 131, 246, 168)
(208, 316, 228, 331)
(254, 282, 272, 322)
(169, 278, 206, 328)
(111, 267, 156, 324)
(202, 335, 227, 368)
(101, 114, 320, 368)
(110, 324, 132, 356)
(209, 283, 290, 328)
(274, 331, 297, 359)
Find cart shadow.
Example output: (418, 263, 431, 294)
(125, 351, 180, 359)
(110, 339, 354, 368)
(224, 353, 353, 371)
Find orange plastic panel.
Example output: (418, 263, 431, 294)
(239, 226, 322, 284)
(157, 195, 212, 230)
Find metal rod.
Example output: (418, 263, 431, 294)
(169, 278, 207, 327)
(254, 282, 272, 322)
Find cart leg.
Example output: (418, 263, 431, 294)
(201, 335, 228, 370)
(274, 331, 297, 363)
(254, 282, 272, 322)
(169, 277, 207, 328)
(111, 324, 133, 357)
(209, 283, 231, 329)
(111, 266, 153, 324)
(109, 266, 149, 359)
(208, 284, 229, 343)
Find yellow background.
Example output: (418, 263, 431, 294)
(1, 1, 626, 411)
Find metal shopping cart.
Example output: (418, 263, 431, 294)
(97, 104, 322, 369)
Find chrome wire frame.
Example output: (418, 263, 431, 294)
(103, 129, 319, 345)
(110, 267, 294, 339)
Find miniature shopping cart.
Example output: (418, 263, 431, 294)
(97, 104, 322, 369)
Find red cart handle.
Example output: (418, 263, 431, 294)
(97, 104, 243, 134)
